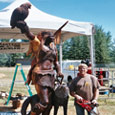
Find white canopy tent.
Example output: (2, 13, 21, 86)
(0, 0, 95, 74)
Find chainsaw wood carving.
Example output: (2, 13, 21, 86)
(10, 3, 69, 114)
(21, 81, 69, 115)
(25, 30, 64, 114)
(10, 2, 31, 33)
(21, 94, 52, 115)
(53, 81, 69, 115)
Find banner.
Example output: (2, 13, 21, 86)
(0, 42, 29, 53)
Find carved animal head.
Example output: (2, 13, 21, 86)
(20, 2, 31, 9)
(55, 83, 69, 98)
(37, 31, 55, 46)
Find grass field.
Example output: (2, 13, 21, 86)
(0, 66, 115, 115)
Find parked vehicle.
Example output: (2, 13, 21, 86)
(62, 60, 81, 81)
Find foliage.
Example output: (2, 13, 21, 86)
(0, 54, 8, 66)
(62, 25, 113, 65)
(94, 25, 112, 64)
(0, 25, 114, 66)
(110, 38, 115, 62)
(62, 36, 90, 60)
(0, 39, 29, 66)
(0, 53, 26, 66)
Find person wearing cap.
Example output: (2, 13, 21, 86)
(69, 63, 100, 115)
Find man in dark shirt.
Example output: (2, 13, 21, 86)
(69, 63, 100, 115)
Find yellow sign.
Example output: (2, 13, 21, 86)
(69, 65, 74, 70)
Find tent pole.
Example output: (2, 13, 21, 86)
(59, 40, 63, 73)
(90, 34, 95, 75)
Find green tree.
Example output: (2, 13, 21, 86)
(65, 37, 82, 60)
(110, 38, 115, 62)
(62, 40, 71, 59)
(62, 36, 90, 60)
(94, 25, 111, 64)
(62, 25, 112, 65)
(0, 53, 25, 67)
(0, 54, 9, 66)
(79, 36, 90, 60)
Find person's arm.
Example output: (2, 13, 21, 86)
(54, 61, 64, 78)
(25, 31, 35, 40)
(40, 37, 50, 52)
(70, 91, 83, 102)
(54, 50, 63, 74)
(53, 48, 64, 82)
(93, 88, 99, 100)
(16, 21, 35, 40)
(69, 78, 83, 102)
(92, 88, 99, 104)
(91, 76, 100, 104)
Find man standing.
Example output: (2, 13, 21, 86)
(69, 63, 100, 115)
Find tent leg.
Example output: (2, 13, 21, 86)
(90, 35, 95, 75)
(59, 41, 63, 72)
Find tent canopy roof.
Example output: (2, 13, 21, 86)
(0, 0, 93, 41)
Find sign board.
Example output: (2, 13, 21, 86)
(0, 42, 29, 53)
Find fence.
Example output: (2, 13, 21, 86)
(95, 68, 115, 99)
(0, 66, 115, 100)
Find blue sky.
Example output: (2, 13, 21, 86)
(0, 0, 115, 39)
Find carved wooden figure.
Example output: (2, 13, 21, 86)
(10, 6, 69, 114)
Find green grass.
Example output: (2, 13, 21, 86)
(0, 66, 36, 95)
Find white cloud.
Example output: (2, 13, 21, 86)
(0, 0, 14, 3)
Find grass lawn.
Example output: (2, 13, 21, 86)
(0, 66, 115, 115)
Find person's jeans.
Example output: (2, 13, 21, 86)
(75, 103, 97, 115)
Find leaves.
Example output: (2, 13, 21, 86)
(62, 25, 113, 65)
(62, 36, 90, 60)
